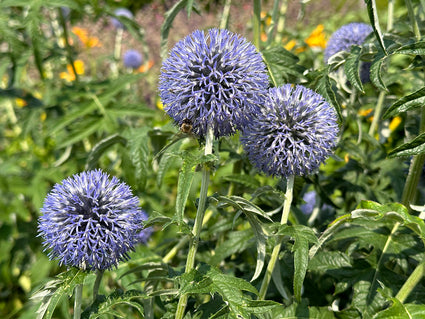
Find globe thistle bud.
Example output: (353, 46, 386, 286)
(111, 8, 133, 29)
(324, 23, 373, 83)
(159, 28, 269, 138)
(123, 50, 143, 69)
(38, 170, 148, 271)
(241, 85, 339, 178)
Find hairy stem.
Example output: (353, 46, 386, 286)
(219, 0, 232, 30)
(175, 125, 214, 319)
(368, 90, 386, 137)
(92, 270, 103, 302)
(258, 175, 294, 300)
(396, 260, 425, 303)
(252, 0, 261, 49)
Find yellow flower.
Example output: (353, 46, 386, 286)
(40, 111, 47, 122)
(72, 27, 101, 48)
(156, 99, 164, 111)
(284, 39, 296, 51)
(60, 60, 85, 82)
(358, 108, 373, 117)
(389, 116, 402, 131)
(305, 24, 327, 49)
(16, 98, 27, 107)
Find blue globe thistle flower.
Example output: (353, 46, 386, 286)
(300, 191, 316, 215)
(324, 23, 373, 83)
(241, 84, 339, 178)
(38, 170, 146, 271)
(111, 8, 133, 29)
(123, 50, 143, 69)
(159, 28, 269, 138)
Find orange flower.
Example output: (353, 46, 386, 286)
(72, 27, 101, 48)
(305, 24, 327, 49)
(358, 108, 373, 117)
(60, 60, 85, 82)
(284, 39, 297, 51)
(137, 60, 154, 73)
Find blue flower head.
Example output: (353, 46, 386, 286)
(123, 50, 143, 69)
(241, 85, 339, 178)
(159, 28, 269, 138)
(324, 23, 373, 83)
(38, 170, 147, 271)
(324, 23, 373, 63)
(111, 8, 133, 29)
(300, 191, 317, 215)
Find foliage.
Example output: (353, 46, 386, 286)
(1, 0, 425, 318)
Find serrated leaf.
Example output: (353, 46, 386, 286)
(31, 269, 87, 319)
(373, 297, 412, 319)
(244, 212, 267, 282)
(86, 134, 127, 170)
(384, 87, 425, 119)
(127, 128, 151, 188)
(262, 46, 305, 87)
(395, 40, 425, 56)
(345, 46, 365, 93)
(316, 69, 342, 122)
(364, 0, 387, 55)
(370, 52, 387, 91)
(216, 195, 272, 221)
(81, 289, 144, 319)
(309, 251, 352, 272)
(388, 132, 425, 158)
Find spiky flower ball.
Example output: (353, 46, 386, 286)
(123, 50, 143, 69)
(38, 170, 146, 271)
(159, 28, 269, 138)
(324, 23, 372, 63)
(241, 85, 339, 178)
(324, 23, 373, 83)
(111, 8, 133, 29)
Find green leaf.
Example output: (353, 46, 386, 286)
(220, 174, 261, 190)
(388, 132, 425, 158)
(315, 69, 342, 122)
(275, 225, 318, 302)
(160, 0, 189, 59)
(86, 134, 127, 170)
(31, 269, 87, 319)
(370, 51, 387, 91)
(384, 87, 425, 119)
(364, 0, 387, 55)
(309, 251, 352, 272)
(127, 127, 151, 188)
(81, 289, 144, 319)
(262, 46, 305, 87)
(373, 297, 413, 319)
(394, 40, 425, 56)
(344, 46, 365, 93)
(217, 195, 272, 221)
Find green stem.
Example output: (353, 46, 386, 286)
(175, 125, 214, 319)
(265, 0, 280, 48)
(368, 90, 386, 137)
(387, 0, 394, 31)
(111, 28, 123, 77)
(58, 8, 79, 83)
(92, 270, 103, 302)
(73, 283, 83, 319)
(274, 0, 288, 45)
(405, 0, 421, 40)
(219, 0, 232, 30)
(252, 0, 261, 49)
(258, 175, 294, 300)
(396, 261, 425, 303)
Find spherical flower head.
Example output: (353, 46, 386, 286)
(123, 50, 143, 69)
(300, 191, 317, 215)
(241, 84, 339, 178)
(38, 170, 145, 271)
(159, 28, 269, 138)
(111, 8, 133, 29)
(324, 23, 373, 64)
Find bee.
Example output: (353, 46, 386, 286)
(180, 118, 193, 134)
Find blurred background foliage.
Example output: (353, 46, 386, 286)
(1, 0, 425, 318)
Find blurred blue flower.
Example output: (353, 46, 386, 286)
(241, 84, 339, 178)
(38, 170, 147, 271)
(137, 210, 153, 244)
(111, 8, 134, 29)
(300, 191, 317, 215)
(159, 28, 269, 138)
(324, 23, 373, 83)
(123, 49, 143, 69)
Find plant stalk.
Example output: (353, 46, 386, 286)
(92, 270, 103, 302)
(405, 0, 421, 40)
(219, 0, 232, 30)
(73, 283, 83, 319)
(368, 90, 386, 137)
(275, 0, 288, 45)
(252, 0, 261, 49)
(396, 261, 425, 303)
(175, 125, 214, 319)
(258, 175, 294, 300)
